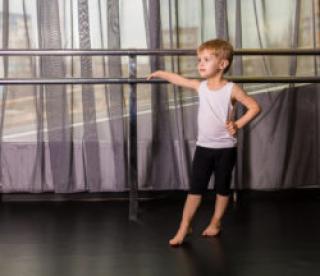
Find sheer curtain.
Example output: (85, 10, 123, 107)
(0, 0, 319, 193)
(238, 0, 320, 189)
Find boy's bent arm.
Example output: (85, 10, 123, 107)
(147, 70, 200, 92)
(232, 84, 261, 129)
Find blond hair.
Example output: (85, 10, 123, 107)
(197, 39, 234, 73)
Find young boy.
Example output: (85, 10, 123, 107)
(147, 39, 261, 246)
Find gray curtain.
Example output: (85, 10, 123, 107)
(0, 0, 319, 193)
(241, 83, 320, 189)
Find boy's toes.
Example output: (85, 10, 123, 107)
(201, 225, 221, 237)
(169, 226, 192, 247)
(169, 237, 183, 247)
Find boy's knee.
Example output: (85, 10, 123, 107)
(215, 188, 232, 196)
(188, 187, 206, 196)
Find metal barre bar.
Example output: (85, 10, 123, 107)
(0, 48, 320, 56)
(128, 55, 138, 221)
(0, 77, 320, 85)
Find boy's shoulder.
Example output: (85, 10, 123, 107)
(231, 83, 250, 102)
(231, 83, 245, 93)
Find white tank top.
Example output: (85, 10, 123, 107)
(196, 81, 237, 148)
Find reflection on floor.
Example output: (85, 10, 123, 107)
(0, 192, 320, 276)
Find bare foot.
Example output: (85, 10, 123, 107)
(202, 222, 221, 237)
(169, 225, 192, 246)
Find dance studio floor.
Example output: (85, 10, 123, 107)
(0, 191, 320, 276)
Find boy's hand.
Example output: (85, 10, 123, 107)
(147, 70, 162, 80)
(226, 120, 238, 136)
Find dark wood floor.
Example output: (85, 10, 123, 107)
(1, 192, 320, 276)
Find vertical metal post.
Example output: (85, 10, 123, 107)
(233, 0, 243, 204)
(128, 55, 138, 221)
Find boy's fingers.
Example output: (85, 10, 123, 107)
(226, 122, 234, 129)
(146, 72, 156, 80)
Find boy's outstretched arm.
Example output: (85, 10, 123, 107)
(226, 84, 261, 135)
(147, 70, 200, 92)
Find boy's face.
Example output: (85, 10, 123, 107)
(197, 49, 229, 78)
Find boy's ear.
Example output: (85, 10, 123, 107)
(220, 59, 229, 70)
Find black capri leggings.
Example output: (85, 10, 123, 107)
(189, 146, 237, 196)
